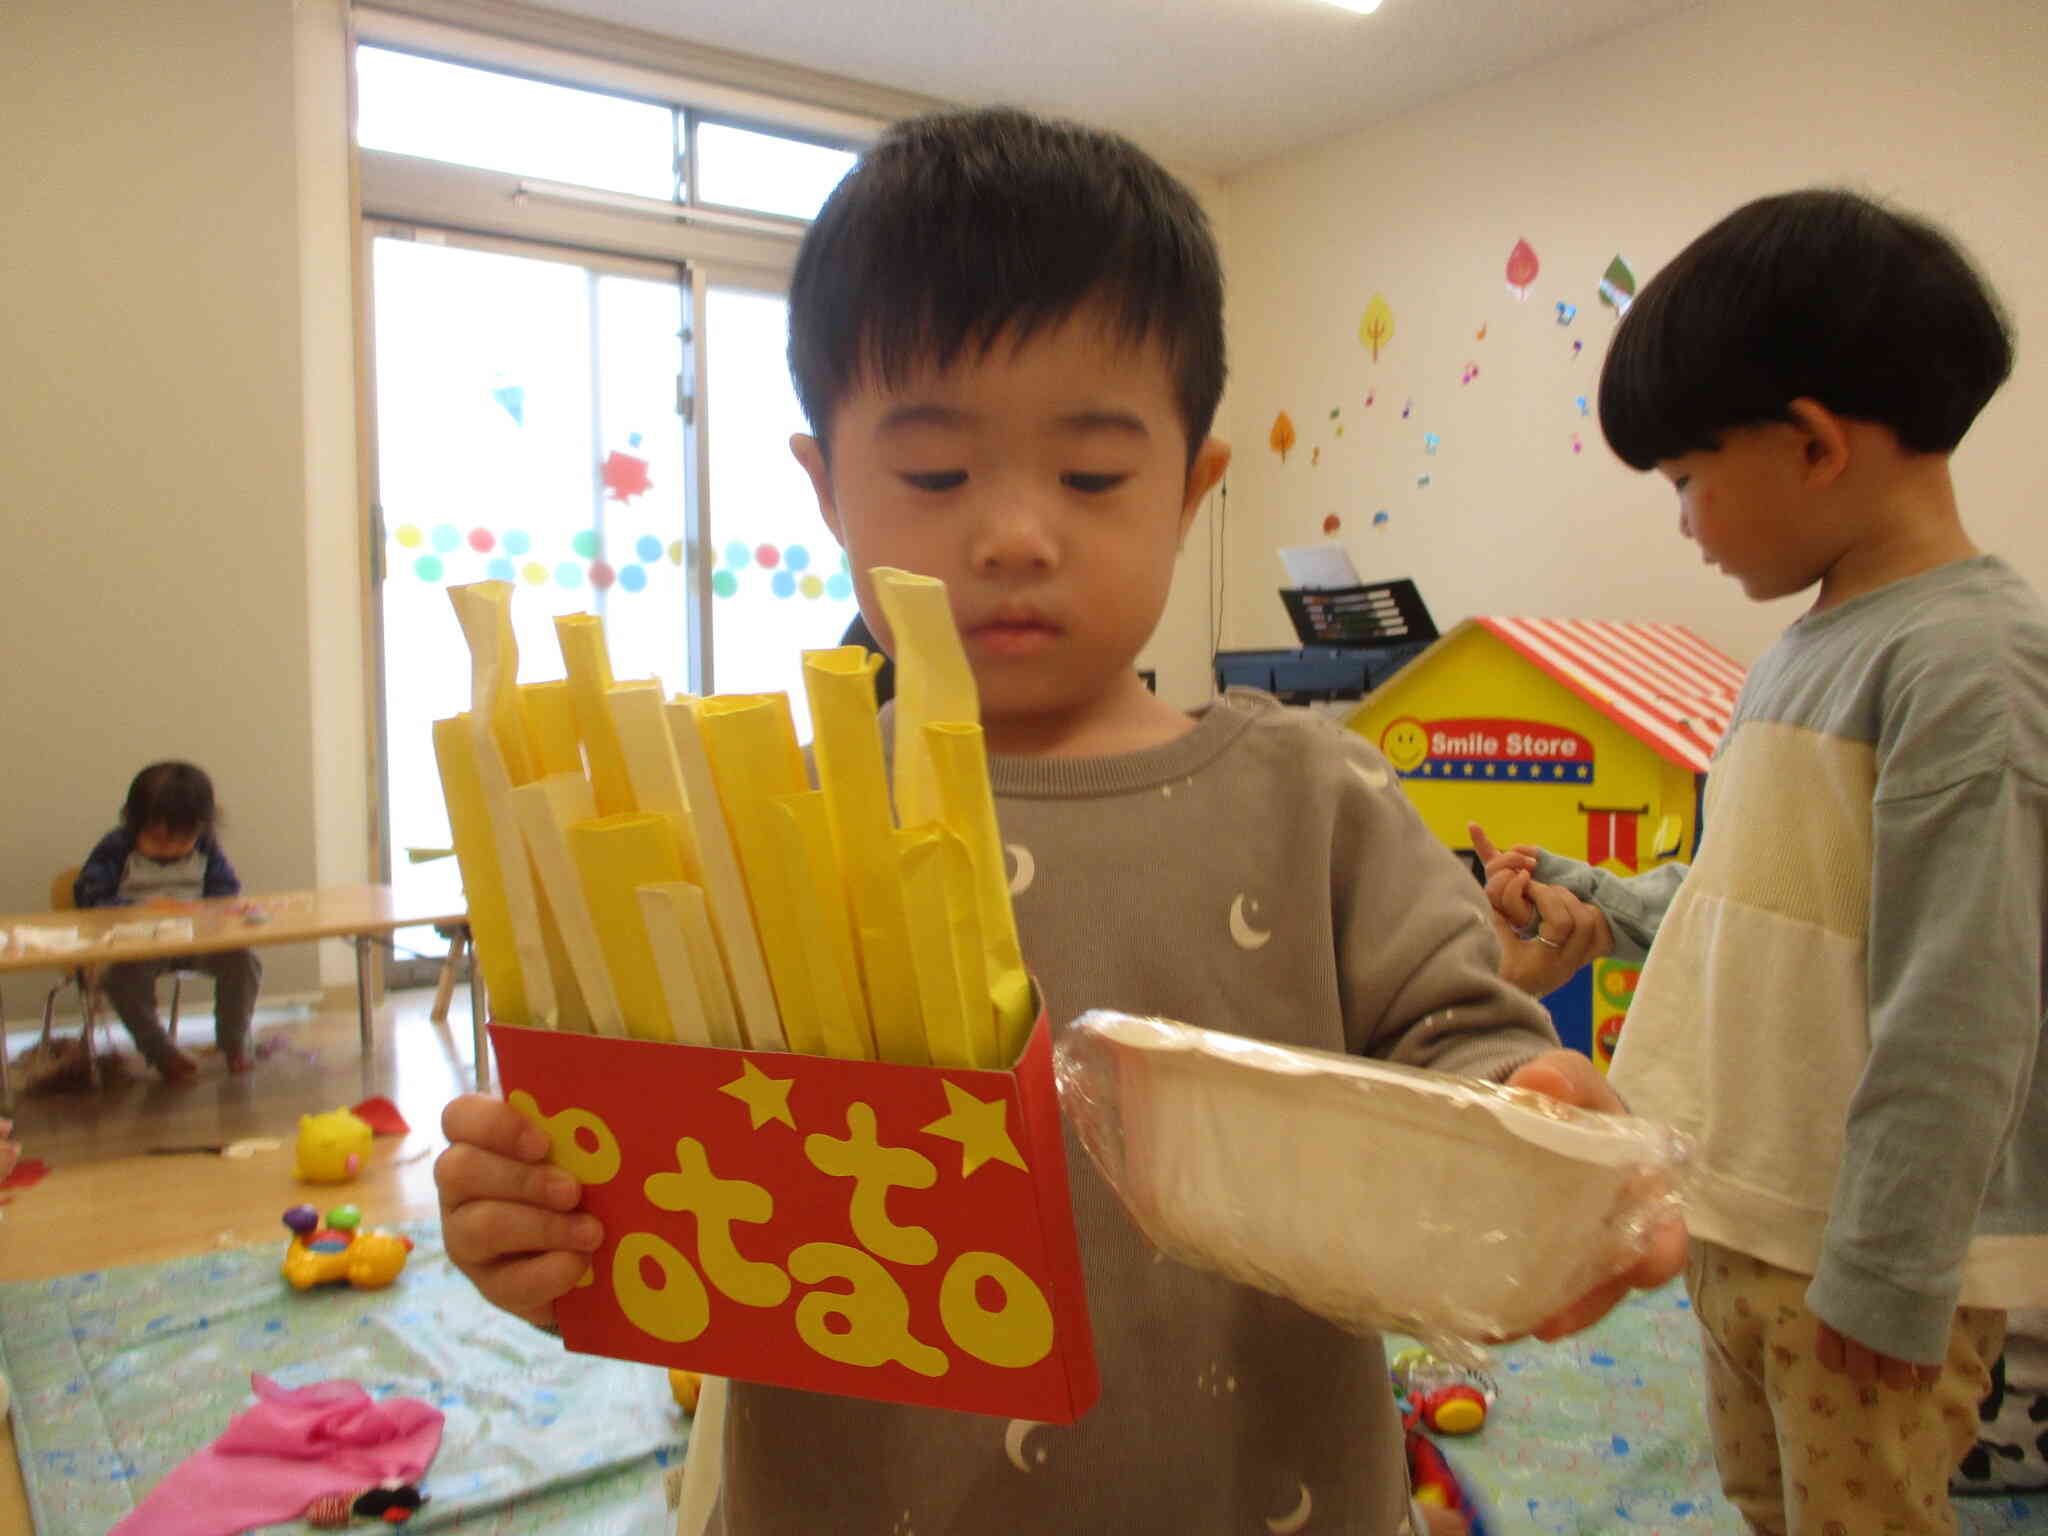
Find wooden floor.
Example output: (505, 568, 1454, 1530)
(0, 985, 480, 1531)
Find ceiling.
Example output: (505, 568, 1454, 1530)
(519, 0, 1703, 177)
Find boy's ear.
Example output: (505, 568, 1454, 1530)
(1785, 399, 1850, 486)
(791, 434, 840, 542)
(1180, 437, 1231, 540)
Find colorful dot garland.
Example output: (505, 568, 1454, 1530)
(390, 525, 854, 601)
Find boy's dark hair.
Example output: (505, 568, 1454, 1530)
(121, 761, 218, 841)
(1600, 189, 2013, 470)
(788, 106, 1226, 462)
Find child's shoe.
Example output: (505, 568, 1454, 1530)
(157, 1050, 200, 1084)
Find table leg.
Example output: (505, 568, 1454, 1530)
(353, 934, 375, 1095)
(1, 985, 12, 1115)
(467, 930, 491, 1093)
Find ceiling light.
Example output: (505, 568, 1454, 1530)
(1319, 0, 1383, 11)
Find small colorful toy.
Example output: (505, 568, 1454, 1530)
(281, 1204, 414, 1290)
(1406, 1429, 1496, 1534)
(295, 1107, 374, 1183)
(669, 1368, 703, 1414)
(1391, 1347, 1496, 1435)
(303, 1482, 427, 1527)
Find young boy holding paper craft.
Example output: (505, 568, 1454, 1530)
(436, 106, 1681, 1535)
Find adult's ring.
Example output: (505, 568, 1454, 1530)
(1533, 932, 1564, 950)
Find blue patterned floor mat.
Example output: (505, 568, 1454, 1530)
(0, 1222, 684, 1534)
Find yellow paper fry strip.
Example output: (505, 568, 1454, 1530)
(521, 681, 584, 777)
(772, 791, 874, 1062)
(567, 813, 686, 1042)
(441, 713, 558, 1025)
(697, 695, 828, 1058)
(924, 720, 1033, 1057)
(636, 884, 720, 1048)
(509, 773, 628, 1038)
(556, 614, 637, 817)
(872, 568, 979, 831)
(608, 682, 708, 886)
(803, 646, 928, 1067)
(448, 582, 538, 786)
(896, 824, 988, 1070)
(432, 715, 537, 1026)
(665, 699, 785, 1051)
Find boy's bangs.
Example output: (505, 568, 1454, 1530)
(789, 108, 1224, 453)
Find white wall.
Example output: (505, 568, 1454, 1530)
(0, 0, 365, 995)
(1213, 0, 2048, 670)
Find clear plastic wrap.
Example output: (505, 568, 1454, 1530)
(1055, 1010, 1692, 1361)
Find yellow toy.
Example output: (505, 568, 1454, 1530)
(668, 1368, 702, 1414)
(1348, 615, 1746, 1067)
(281, 1204, 413, 1290)
(295, 1107, 373, 1183)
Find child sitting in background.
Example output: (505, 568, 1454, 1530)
(434, 106, 1683, 1536)
(75, 761, 262, 1082)
(1474, 189, 2046, 1534)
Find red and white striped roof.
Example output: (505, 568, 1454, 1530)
(1474, 616, 1748, 774)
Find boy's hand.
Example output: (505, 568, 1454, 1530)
(1815, 1320, 1940, 1390)
(1492, 880, 1612, 997)
(1502, 1050, 1688, 1341)
(436, 1095, 604, 1330)
(1467, 824, 1540, 925)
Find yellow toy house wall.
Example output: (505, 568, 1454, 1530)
(1345, 623, 1703, 1068)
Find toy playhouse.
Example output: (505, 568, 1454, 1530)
(1346, 615, 1747, 1067)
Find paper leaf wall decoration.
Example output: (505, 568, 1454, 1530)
(1358, 295, 1395, 361)
(1599, 254, 1638, 315)
(1269, 411, 1297, 462)
(1506, 238, 1540, 299)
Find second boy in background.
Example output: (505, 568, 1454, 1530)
(1478, 190, 2047, 1533)
(436, 107, 1683, 1536)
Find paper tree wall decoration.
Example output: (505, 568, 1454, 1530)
(1358, 295, 1395, 361)
(1269, 411, 1298, 462)
(1505, 238, 1540, 299)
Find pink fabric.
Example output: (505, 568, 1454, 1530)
(110, 1374, 443, 1535)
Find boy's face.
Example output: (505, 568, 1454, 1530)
(136, 824, 199, 860)
(1656, 418, 1846, 603)
(794, 307, 1228, 750)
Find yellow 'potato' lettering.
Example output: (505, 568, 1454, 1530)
(804, 1103, 939, 1266)
(788, 1242, 949, 1378)
(939, 1251, 1055, 1369)
(644, 1137, 790, 1307)
(507, 1091, 621, 1186)
(614, 1232, 711, 1343)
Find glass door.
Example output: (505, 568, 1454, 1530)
(365, 227, 693, 978)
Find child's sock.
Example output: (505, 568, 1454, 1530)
(226, 1051, 255, 1076)
(158, 1049, 200, 1084)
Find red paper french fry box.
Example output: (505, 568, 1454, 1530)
(487, 1009, 1100, 1423)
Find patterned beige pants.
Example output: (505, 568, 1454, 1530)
(1685, 1238, 2005, 1535)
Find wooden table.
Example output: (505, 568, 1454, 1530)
(0, 885, 478, 1110)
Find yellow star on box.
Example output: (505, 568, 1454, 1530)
(719, 1060, 796, 1131)
(921, 1081, 1028, 1178)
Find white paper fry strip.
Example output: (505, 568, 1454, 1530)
(665, 698, 787, 1052)
(510, 773, 628, 1038)
(637, 884, 718, 1048)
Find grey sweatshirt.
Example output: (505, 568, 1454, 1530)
(708, 689, 1558, 1534)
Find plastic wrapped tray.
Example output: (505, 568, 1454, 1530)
(1056, 1010, 1690, 1356)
